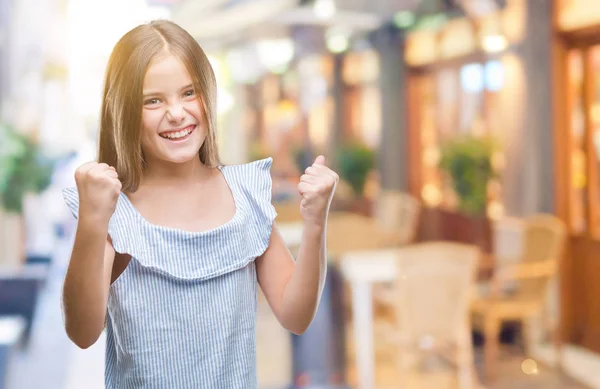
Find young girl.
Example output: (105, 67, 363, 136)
(61, 20, 338, 388)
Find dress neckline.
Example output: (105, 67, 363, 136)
(119, 165, 240, 236)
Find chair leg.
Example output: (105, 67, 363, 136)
(483, 315, 500, 381)
(457, 325, 476, 389)
(553, 333, 564, 371)
(521, 316, 536, 358)
(549, 316, 564, 370)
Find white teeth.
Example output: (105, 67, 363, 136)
(161, 127, 192, 140)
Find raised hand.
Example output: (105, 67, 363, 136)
(297, 155, 338, 226)
(74, 162, 122, 224)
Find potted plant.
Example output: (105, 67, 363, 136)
(0, 122, 54, 267)
(438, 134, 498, 251)
(336, 142, 375, 215)
(439, 134, 498, 216)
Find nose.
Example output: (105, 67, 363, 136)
(166, 102, 185, 124)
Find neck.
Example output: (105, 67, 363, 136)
(141, 155, 211, 188)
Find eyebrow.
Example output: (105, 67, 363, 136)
(142, 84, 194, 99)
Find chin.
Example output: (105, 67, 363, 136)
(164, 151, 201, 164)
(158, 141, 203, 163)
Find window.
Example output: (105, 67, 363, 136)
(567, 45, 600, 237)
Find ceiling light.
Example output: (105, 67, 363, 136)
(326, 35, 349, 53)
(256, 38, 295, 72)
(325, 26, 350, 54)
(313, 0, 336, 21)
(482, 34, 508, 53)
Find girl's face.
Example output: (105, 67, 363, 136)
(140, 53, 206, 167)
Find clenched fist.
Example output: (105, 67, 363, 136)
(297, 155, 338, 226)
(75, 162, 122, 224)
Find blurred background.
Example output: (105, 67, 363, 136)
(0, 0, 599, 388)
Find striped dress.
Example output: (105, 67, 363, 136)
(62, 158, 278, 389)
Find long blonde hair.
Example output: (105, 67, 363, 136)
(98, 20, 220, 192)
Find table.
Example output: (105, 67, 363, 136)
(339, 249, 399, 389)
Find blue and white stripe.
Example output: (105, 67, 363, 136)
(62, 158, 277, 389)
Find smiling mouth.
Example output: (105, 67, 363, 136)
(159, 125, 196, 140)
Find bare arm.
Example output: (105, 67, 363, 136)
(62, 218, 115, 349)
(62, 161, 121, 349)
(256, 223, 326, 335)
(257, 155, 335, 335)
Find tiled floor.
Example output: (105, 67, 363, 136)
(344, 348, 585, 389)
(3, 243, 590, 389)
(480, 355, 585, 389)
(342, 323, 587, 389)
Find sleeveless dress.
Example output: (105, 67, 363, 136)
(62, 158, 278, 389)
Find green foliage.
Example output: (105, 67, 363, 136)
(337, 143, 375, 197)
(0, 122, 55, 213)
(439, 135, 498, 216)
